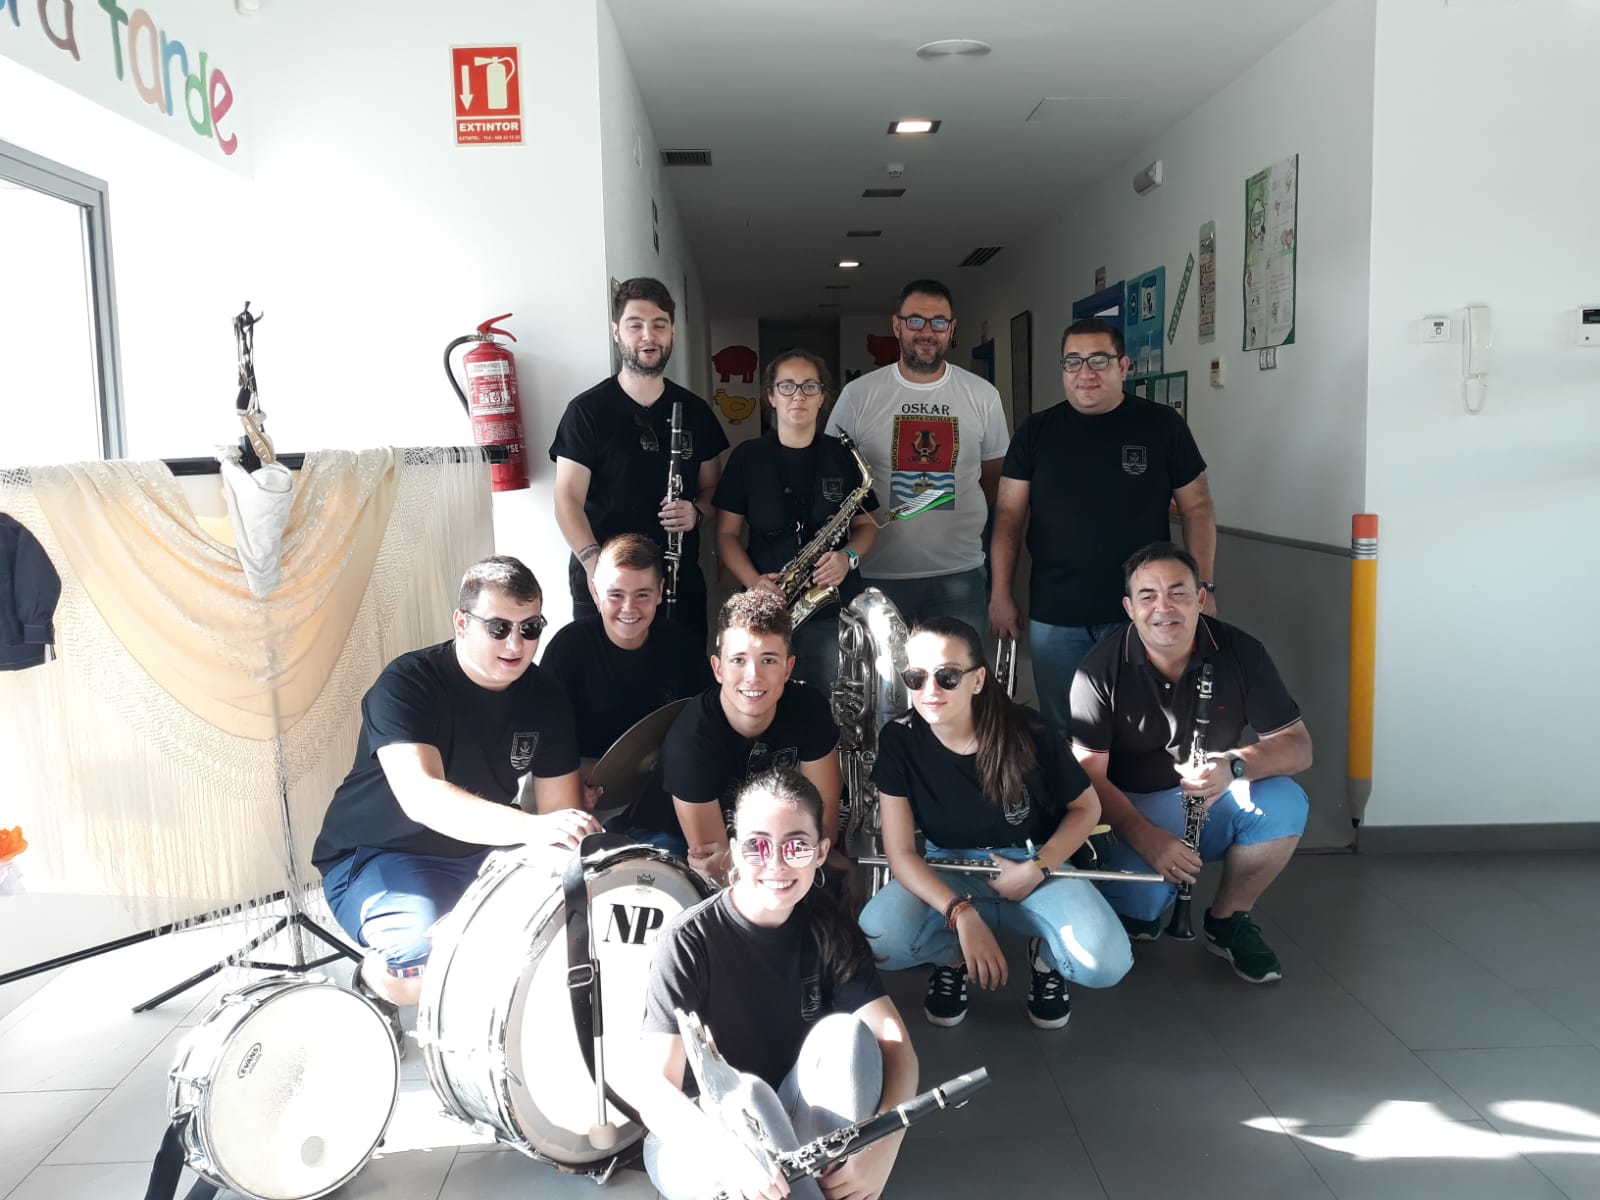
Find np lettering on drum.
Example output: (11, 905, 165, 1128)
(605, 901, 667, 945)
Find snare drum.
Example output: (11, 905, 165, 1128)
(418, 844, 708, 1170)
(167, 975, 400, 1200)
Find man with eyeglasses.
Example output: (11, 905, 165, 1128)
(990, 317, 1216, 740)
(551, 277, 729, 643)
(313, 556, 600, 1051)
(827, 279, 1010, 632)
(659, 589, 843, 889)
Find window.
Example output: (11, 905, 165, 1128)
(0, 140, 124, 464)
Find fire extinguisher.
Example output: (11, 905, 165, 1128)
(445, 314, 529, 493)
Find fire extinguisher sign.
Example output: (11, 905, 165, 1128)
(451, 46, 522, 146)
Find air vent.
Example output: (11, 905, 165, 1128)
(958, 246, 1004, 267)
(824, 284, 851, 291)
(660, 149, 712, 166)
(846, 229, 883, 238)
(862, 188, 906, 198)
(818, 302, 842, 308)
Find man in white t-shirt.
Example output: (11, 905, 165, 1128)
(828, 279, 1010, 632)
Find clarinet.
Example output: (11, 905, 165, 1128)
(711, 1069, 989, 1200)
(1166, 661, 1216, 940)
(662, 400, 686, 616)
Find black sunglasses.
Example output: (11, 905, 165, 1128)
(901, 664, 980, 691)
(632, 408, 659, 453)
(464, 611, 548, 641)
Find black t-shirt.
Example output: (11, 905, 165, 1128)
(713, 433, 879, 605)
(661, 684, 839, 827)
(871, 714, 1088, 849)
(548, 377, 729, 588)
(642, 889, 885, 1093)
(312, 643, 580, 871)
(540, 616, 712, 759)
(1002, 396, 1206, 626)
(1069, 618, 1302, 794)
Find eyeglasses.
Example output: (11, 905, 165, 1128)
(1060, 353, 1117, 373)
(897, 315, 952, 332)
(772, 379, 825, 397)
(464, 611, 548, 641)
(633, 409, 659, 453)
(900, 664, 980, 691)
(738, 835, 819, 869)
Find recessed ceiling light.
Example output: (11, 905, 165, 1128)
(916, 39, 991, 60)
(889, 119, 940, 135)
(838, 260, 861, 269)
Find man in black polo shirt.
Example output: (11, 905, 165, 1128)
(313, 556, 600, 1044)
(550, 277, 729, 643)
(661, 589, 841, 887)
(1069, 543, 1311, 983)
(540, 533, 711, 851)
(990, 317, 1217, 740)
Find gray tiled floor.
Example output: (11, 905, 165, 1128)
(3, 851, 1600, 1199)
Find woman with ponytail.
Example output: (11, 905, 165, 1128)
(627, 769, 917, 1200)
(858, 617, 1131, 1030)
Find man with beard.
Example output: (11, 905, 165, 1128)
(551, 277, 728, 643)
(827, 279, 1009, 632)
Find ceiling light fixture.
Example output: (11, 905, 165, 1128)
(889, 119, 940, 135)
(838, 260, 861, 269)
(916, 39, 991, 60)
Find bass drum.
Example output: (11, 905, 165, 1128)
(418, 844, 708, 1170)
(168, 975, 400, 1200)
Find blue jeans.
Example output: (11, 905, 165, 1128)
(858, 844, 1132, 989)
(1095, 776, 1310, 922)
(322, 847, 491, 977)
(1030, 619, 1122, 740)
(867, 568, 988, 635)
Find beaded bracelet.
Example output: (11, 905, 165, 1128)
(944, 895, 974, 931)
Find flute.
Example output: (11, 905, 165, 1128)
(855, 853, 1164, 885)
(1167, 661, 1216, 940)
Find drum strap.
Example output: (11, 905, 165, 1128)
(143, 1116, 219, 1200)
(563, 833, 644, 1125)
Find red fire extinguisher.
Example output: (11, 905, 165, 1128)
(445, 314, 529, 493)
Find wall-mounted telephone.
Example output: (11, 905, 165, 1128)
(1462, 304, 1492, 414)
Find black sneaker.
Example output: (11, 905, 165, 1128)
(1119, 912, 1162, 942)
(1203, 909, 1283, 984)
(351, 963, 408, 1058)
(924, 963, 969, 1027)
(1025, 938, 1071, 1030)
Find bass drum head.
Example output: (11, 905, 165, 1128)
(189, 978, 399, 1200)
(504, 852, 705, 1163)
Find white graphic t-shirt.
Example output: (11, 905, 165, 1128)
(828, 362, 1010, 579)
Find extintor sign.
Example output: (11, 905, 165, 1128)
(451, 46, 522, 146)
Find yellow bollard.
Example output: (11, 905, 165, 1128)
(1347, 515, 1378, 830)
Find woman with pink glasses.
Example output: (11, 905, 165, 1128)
(857, 617, 1132, 1032)
(626, 770, 918, 1200)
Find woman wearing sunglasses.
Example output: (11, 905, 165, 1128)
(714, 349, 878, 689)
(858, 617, 1132, 1030)
(629, 769, 918, 1200)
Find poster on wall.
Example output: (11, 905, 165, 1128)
(709, 342, 760, 431)
(1242, 154, 1298, 350)
(1198, 221, 1217, 344)
(1123, 267, 1166, 377)
(452, 46, 523, 146)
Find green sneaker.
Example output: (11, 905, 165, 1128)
(1118, 912, 1162, 942)
(1203, 909, 1282, 984)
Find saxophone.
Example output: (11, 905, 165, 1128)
(772, 435, 874, 631)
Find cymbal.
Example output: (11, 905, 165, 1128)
(583, 697, 691, 820)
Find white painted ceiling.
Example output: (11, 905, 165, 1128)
(608, 0, 1338, 318)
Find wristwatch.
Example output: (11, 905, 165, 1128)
(843, 547, 861, 571)
(1227, 752, 1248, 780)
(1199, 580, 1217, 595)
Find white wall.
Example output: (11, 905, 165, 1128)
(0, 52, 256, 461)
(595, 0, 707, 400)
(240, 0, 615, 626)
(964, 0, 1376, 549)
(1362, 0, 1600, 828)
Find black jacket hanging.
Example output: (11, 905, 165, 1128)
(1, 513, 62, 670)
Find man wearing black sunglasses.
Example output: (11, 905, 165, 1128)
(313, 556, 599, 1049)
(550, 277, 729, 642)
(827, 278, 1010, 634)
(991, 316, 1216, 741)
